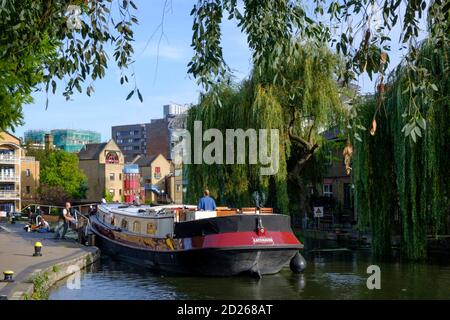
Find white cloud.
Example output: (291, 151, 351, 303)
(135, 41, 188, 61)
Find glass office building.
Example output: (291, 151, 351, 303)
(24, 129, 101, 153)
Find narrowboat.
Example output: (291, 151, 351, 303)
(90, 204, 306, 277)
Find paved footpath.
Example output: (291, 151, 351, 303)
(0, 222, 99, 300)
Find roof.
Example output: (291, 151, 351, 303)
(132, 154, 165, 167)
(0, 131, 21, 143)
(78, 142, 107, 160)
(321, 127, 343, 141)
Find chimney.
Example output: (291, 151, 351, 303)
(44, 134, 53, 150)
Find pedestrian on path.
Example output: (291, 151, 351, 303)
(54, 202, 74, 240)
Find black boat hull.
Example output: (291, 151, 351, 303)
(93, 228, 299, 276)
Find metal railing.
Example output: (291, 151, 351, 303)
(0, 190, 20, 199)
(0, 156, 19, 164)
(71, 209, 91, 239)
(0, 175, 20, 182)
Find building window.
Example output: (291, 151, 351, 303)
(119, 173, 122, 180)
(109, 173, 115, 181)
(323, 184, 333, 197)
(106, 152, 119, 164)
(133, 221, 141, 233)
(344, 183, 353, 209)
(109, 188, 115, 196)
(121, 219, 128, 230)
(25, 169, 31, 177)
(154, 166, 161, 179)
(176, 184, 181, 192)
(119, 189, 122, 195)
(26, 186, 31, 194)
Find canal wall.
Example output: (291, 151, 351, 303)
(0, 223, 100, 300)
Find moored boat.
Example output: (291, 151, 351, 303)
(90, 203, 306, 277)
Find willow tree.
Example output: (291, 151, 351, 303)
(352, 40, 450, 259)
(185, 44, 346, 214)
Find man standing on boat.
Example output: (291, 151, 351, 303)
(197, 189, 217, 211)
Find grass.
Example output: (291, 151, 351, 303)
(29, 272, 50, 300)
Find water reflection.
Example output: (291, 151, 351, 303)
(49, 245, 450, 300)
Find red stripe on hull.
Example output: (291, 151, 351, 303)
(186, 231, 302, 249)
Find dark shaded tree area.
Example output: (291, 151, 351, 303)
(352, 41, 450, 259)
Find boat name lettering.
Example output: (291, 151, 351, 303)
(252, 237, 274, 245)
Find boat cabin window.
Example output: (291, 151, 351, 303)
(121, 219, 128, 230)
(133, 221, 141, 233)
(147, 222, 156, 235)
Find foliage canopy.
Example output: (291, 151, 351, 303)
(185, 44, 346, 213)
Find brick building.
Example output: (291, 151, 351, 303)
(78, 139, 125, 202)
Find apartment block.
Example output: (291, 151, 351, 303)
(111, 123, 148, 162)
(0, 131, 40, 213)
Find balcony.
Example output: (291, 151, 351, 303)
(0, 175, 20, 182)
(0, 155, 19, 164)
(0, 190, 20, 200)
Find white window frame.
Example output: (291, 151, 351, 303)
(323, 184, 333, 197)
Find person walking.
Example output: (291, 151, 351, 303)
(197, 189, 217, 211)
(54, 202, 74, 240)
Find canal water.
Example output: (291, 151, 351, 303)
(49, 239, 450, 299)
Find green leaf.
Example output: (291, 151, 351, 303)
(417, 118, 426, 130)
(410, 129, 417, 142)
(414, 126, 422, 138)
(126, 90, 135, 100)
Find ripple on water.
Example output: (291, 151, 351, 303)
(48, 252, 450, 300)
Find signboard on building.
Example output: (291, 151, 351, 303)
(313, 206, 324, 218)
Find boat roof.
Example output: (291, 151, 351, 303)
(99, 203, 197, 217)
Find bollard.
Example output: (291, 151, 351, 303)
(33, 242, 43, 256)
(3, 270, 14, 282)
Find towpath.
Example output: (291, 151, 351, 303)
(0, 222, 99, 300)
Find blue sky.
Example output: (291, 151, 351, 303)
(14, 0, 424, 142)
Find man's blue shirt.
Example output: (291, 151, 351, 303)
(198, 195, 217, 211)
